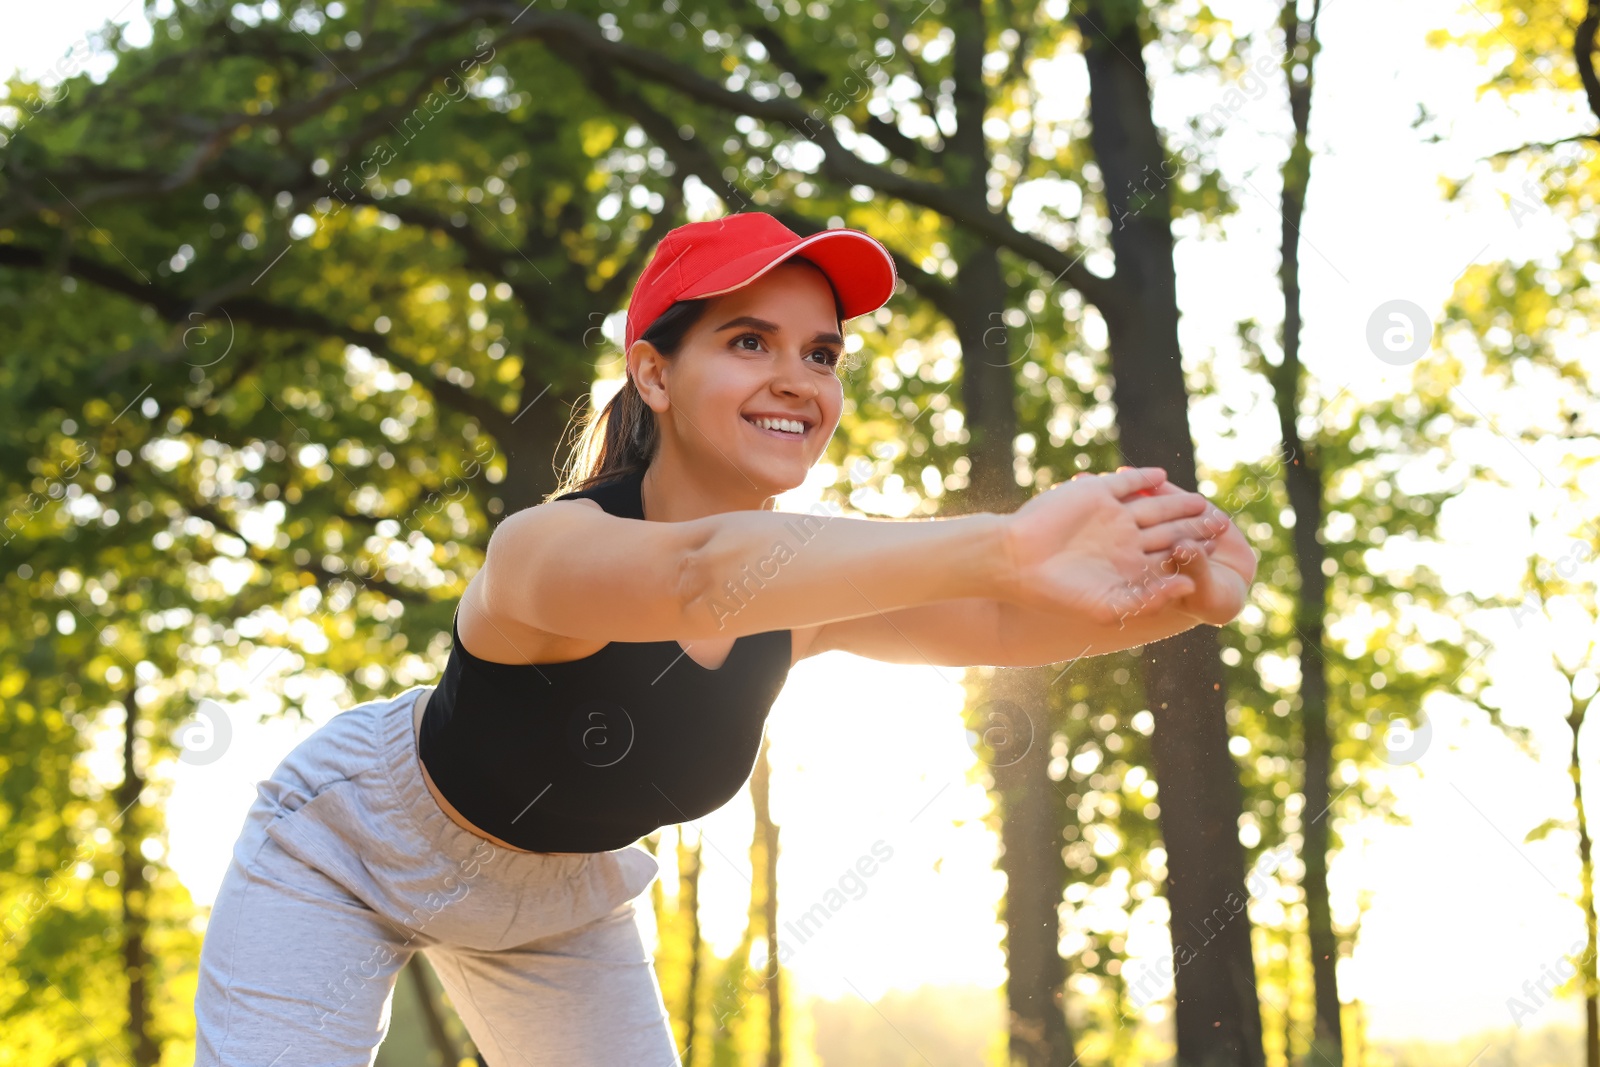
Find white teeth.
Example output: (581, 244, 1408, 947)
(749, 417, 805, 434)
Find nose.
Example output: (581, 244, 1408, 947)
(770, 351, 820, 400)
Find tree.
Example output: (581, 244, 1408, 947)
(750, 735, 784, 1067)
(1265, 0, 1342, 1060)
(1429, 1, 1600, 1062)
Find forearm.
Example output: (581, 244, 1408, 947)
(990, 596, 1204, 667)
(675, 508, 1014, 640)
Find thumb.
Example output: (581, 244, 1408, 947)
(1169, 539, 1207, 568)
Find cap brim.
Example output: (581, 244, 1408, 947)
(680, 228, 897, 320)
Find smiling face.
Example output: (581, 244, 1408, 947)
(628, 259, 846, 502)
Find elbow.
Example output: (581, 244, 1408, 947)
(673, 515, 779, 640)
(671, 520, 724, 640)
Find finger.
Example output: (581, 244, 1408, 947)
(1119, 571, 1195, 619)
(1138, 478, 1186, 494)
(1127, 471, 1173, 497)
(1159, 572, 1198, 599)
(1102, 466, 1167, 499)
(1139, 515, 1224, 554)
(1144, 548, 1181, 568)
(1127, 491, 1207, 526)
(1168, 544, 1213, 600)
(1208, 507, 1235, 540)
(1137, 542, 1199, 586)
(1146, 539, 1214, 571)
(1146, 558, 1197, 586)
(1169, 538, 1210, 567)
(1126, 550, 1195, 589)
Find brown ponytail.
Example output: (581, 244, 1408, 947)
(546, 296, 709, 500)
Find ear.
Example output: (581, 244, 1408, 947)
(628, 339, 670, 415)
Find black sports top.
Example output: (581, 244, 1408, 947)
(417, 466, 794, 853)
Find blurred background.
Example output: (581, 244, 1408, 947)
(1, 0, 1596, 1064)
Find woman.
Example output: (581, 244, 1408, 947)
(191, 211, 1255, 1065)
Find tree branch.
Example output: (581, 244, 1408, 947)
(947, 0, 992, 198)
(1575, 0, 1600, 128)
(516, 6, 1116, 307)
(721, 0, 830, 97)
(13, 11, 492, 216)
(883, 2, 947, 126)
(144, 470, 431, 605)
(1486, 132, 1600, 160)
(718, 0, 945, 166)
(0, 244, 517, 438)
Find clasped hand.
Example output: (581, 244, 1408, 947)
(1003, 466, 1255, 629)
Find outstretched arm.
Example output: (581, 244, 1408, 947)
(797, 476, 1257, 669)
(480, 487, 1015, 645)
(486, 465, 1188, 647)
(798, 541, 1237, 669)
(796, 585, 1213, 668)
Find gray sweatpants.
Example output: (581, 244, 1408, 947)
(192, 685, 679, 1066)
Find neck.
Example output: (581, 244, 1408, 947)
(639, 446, 780, 522)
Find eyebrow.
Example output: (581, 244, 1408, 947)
(714, 315, 844, 347)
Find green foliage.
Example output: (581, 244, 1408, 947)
(1425, 0, 1595, 102)
(0, 0, 1377, 1062)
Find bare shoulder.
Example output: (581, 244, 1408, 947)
(468, 496, 817, 668)
(457, 497, 607, 666)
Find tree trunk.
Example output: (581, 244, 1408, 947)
(680, 830, 705, 1063)
(750, 736, 783, 1067)
(942, 221, 1080, 1063)
(644, 829, 667, 961)
(941, 1, 1082, 1056)
(1076, 3, 1266, 1063)
(986, 666, 1075, 1067)
(1569, 695, 1599, 1067)
(1274, 3, 1342, 1062)
(118, 685, 159, 1067)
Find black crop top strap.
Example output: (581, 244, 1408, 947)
(417, 466, 794, 853)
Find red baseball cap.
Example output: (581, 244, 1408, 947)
(624, 212, 898, 352)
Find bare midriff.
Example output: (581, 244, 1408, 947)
(410, 687, 585, 856)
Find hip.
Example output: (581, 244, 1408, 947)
(246, 685, 659, 952)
